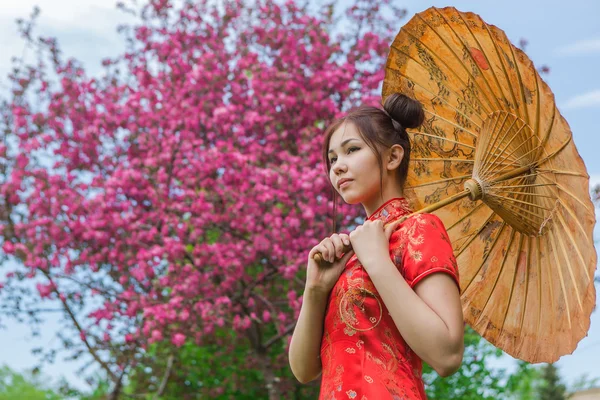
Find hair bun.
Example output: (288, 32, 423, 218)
(383, 93, 425, 129)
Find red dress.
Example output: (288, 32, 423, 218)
(319, 197, 460, 400)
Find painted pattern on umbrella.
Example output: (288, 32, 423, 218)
(382, 6, 596, 363)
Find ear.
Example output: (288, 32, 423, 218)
(386, 144, 404, 171)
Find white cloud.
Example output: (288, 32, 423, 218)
(1, 0, 121, 23)
(555, 38, 600, 56)
(0, 1, 135, 85)
(561, 90, 600, 110)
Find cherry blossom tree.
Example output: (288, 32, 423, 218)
(0, 0, 407, 397)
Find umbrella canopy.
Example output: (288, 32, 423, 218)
(381, 6, 597, 363)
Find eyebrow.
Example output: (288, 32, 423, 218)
(328, 138, 360, 154)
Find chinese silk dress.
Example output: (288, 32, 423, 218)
(319, 197, 460, 400)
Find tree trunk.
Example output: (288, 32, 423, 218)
(256, 349, 281, 400)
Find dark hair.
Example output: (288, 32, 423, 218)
(321, 93, 425, 233)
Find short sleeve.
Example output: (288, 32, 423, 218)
(390, 213, 460, 292)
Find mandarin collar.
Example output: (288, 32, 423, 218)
(367, 197, 412, 223)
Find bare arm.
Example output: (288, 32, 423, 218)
(289, 232, 354, 384)
(288, 288, 329, 383)
(366, 258, 464, 377)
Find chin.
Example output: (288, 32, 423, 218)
(338, 191, 362, 205)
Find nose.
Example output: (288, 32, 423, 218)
(332, 159, 347, 175)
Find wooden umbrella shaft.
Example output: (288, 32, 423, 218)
(314, 160, 557, 267)
(313, 189, 472, 267)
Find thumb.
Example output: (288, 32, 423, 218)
(339, 248, 355, 266)
(384, 219, 401, 241)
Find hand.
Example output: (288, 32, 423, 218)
(306, 233, 355, 295)
(348, 219, 399, 272)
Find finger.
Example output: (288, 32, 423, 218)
(308, 245, 320, 260)
(337, 248, 355, 268)
(322, 240, 335, 263)
(330, 235, 345, 258)
(339, 233, 351, 248)
(385, 219, 403, 240)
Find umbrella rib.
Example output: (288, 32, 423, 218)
(412, 13, 497, 115)
(475, 227, 517, 327)
(411, 131, 476, 149)
(455, 209, 498, 259)
(534, 236, 545, 361)
(492, 190, 556, 200)
(553, 182, 595, 215)
(536, 174, 593, 243)
(515, 236, 532, 356)
(406, 174, 472, 189)
(535, 78, 557, 156)
(411, 158, 475, 163)
(493, 202, 544, 226)
(430, 9, 503, 112)
(554, 215, 586, 312)
(454, 11, 513, 113)
(480, 122, 537, 179)
(536, 169, 587, 178)
(507, 175, 540, 226)
(482, 143, 542, 181)
(547, 229, 573, 330)
(507, 41, 532, 128)
(446, 201, 487, 232)
(421, 109, 480, 139)
(497, 183, 555, 189)
(489, 194, 553, 211)
(533, 68, 542, 152)
(480, 121, 533, 179)
(479, 112, 516, 172)
(462, 221, 507, 295)
(498, 233, 526, 337)
(481, 22, 522, 122)
(387, 49, 484, 132)
(487, 121, 531, 169)
(555, 210, 593, 282)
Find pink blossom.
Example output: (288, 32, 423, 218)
(0, 0, 397, 382)
(172, 333, 186, 347)
(150, 330, 163, 343)
(36, 282, 55, 298)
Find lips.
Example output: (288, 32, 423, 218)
(338, 179, 353, 189)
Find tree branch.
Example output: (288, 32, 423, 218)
(153, 354, 175, 399)
(264, 322, 295, 349)
(40, 270, 119, 383)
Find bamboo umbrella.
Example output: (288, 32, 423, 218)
(315, 6, 597, 364)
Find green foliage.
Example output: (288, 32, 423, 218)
(539, 363, 567, 400)
(423, 326, 540, 400)
(119, 324, 320, 399)
(0, 365, 62, 400)
(505, 360, 541, 400)
(124, 328, 268, 399)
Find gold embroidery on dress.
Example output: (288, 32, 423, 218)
(337, 200, 413, 333)
(339, 266, 383, 332)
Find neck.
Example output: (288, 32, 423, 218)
(363, 189, 404, 218)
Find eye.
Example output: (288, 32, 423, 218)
(330, 147, 359, 164)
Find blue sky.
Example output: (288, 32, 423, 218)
(0, 0, 599, 393)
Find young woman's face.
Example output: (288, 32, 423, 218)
(328, 122, 382, 205)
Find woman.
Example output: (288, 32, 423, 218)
(288, 93, 464, 399)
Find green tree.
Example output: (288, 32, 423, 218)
(0, 365, 62, 400)
(423, 327, 540, 400)
(539, 363, 567, 400)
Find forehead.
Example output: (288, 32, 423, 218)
(328, 122, 362, 151)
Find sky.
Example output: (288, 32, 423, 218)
(0, 0, 599, 394)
